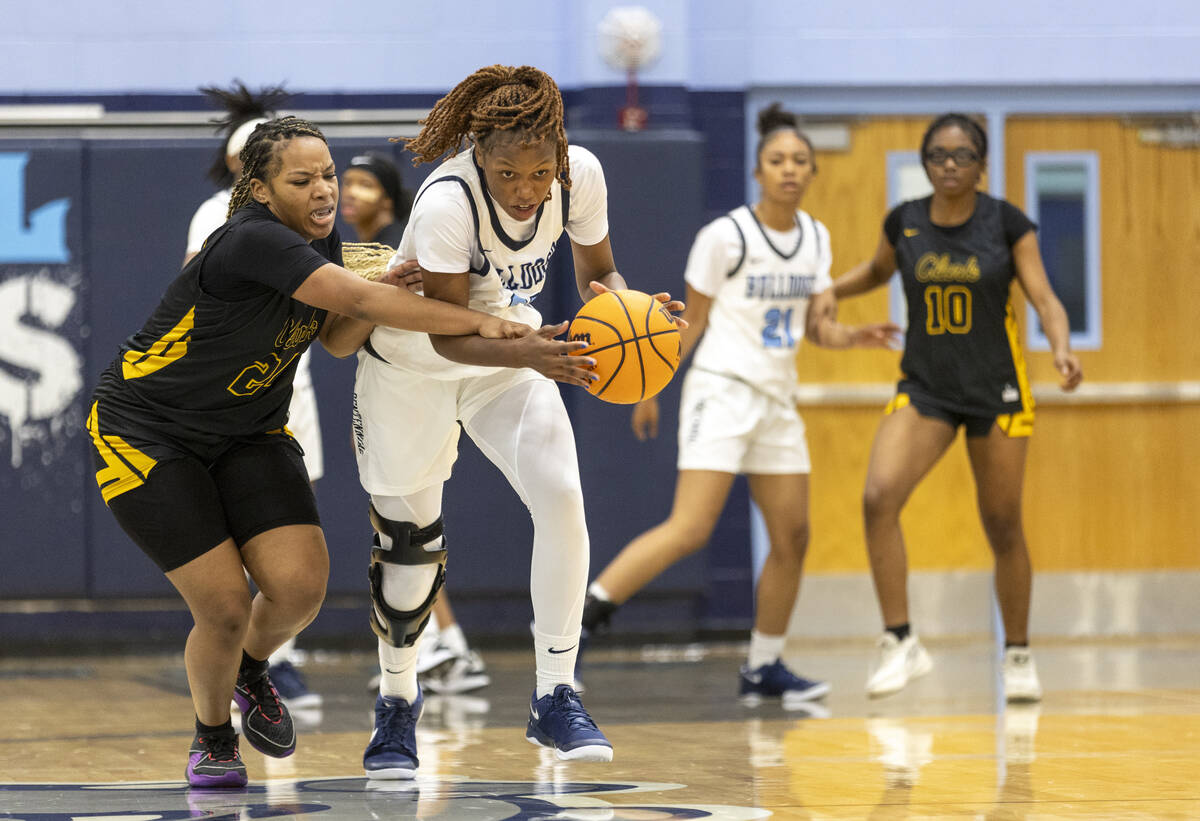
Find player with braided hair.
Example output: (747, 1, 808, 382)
(350, 64, 683, 775)
(184, 79, 324, 711)
(86, 115, 529, 788)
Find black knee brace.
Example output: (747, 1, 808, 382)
(367, 503, 448, 648)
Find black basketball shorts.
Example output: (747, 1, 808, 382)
(86, 403, 320, 572)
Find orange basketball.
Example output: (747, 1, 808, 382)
(568, 289, 681, 404)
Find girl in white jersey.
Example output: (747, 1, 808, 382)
(579, 104, 898, 707)
(349, 65, 683, 776)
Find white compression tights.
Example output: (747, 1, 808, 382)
(373, 377, 590, 700)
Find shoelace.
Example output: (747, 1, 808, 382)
(200, 733, 239, 763)
(550, 688, 599, 732)
(244, 671, 284, 721)
(375, 698, 418, 753)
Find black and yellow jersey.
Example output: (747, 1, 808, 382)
(885, 193, 1036, 417)
(93, 202, 341, 441)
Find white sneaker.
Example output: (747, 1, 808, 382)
(866, 633, 933, 698)
(421, 649, 490, 694)
(416, 636, 457, 676)
(1002, 647, 1043, 703)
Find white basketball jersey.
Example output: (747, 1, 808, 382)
(366, 146, 572, 379)
(689, 206, 833, 402)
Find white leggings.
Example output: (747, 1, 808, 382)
(373, 377, 589, 639)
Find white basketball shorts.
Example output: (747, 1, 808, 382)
(676, 368, 810, 475)
(287, 350, 324, 482)
(352, 351, 545, 496)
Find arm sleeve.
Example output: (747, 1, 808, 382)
(882, 204, 905, 246)
(563, 146, 610, 247)
(1000, 199, 1037, 245)
(185, 197, 227, 255)
(410, 182, 476, 274)
(683, 218, 742, 298)
(207, 216, 333, 297)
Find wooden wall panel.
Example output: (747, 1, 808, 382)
(785, 115, 1199, 574)
(802, 403, 1200, 573)
(1006, 117, 1200, 383)
(797, 117, 932, 383)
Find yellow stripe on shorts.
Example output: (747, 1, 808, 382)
(884, 393, 911, 415)
(996, 410, 1035, 438)
(85, 402, 157, 503)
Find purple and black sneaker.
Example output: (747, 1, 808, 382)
(186, 730, 247, 788)
(234, 667, 296, 757)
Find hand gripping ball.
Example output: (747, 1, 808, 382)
(568, 289, 681, 404)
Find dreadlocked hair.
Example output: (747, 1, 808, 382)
(227, 116, 327, 218)
(400, 65, 571, 188)
(199, 79, 290, 187)
(341, 242, 398, 281)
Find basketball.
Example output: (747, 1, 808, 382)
(568, 289, 681, 404)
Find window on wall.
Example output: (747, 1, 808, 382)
(1023, 152, 1102, 350)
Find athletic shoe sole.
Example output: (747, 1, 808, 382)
(525, 733, 614, 762)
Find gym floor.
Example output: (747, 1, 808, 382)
(2, 636, 1197, 819)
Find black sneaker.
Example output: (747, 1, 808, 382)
(575, 594, 618, 692)
(234, 668, 296, 757)
(186, 730, 247, 787)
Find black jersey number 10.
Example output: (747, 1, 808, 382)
(923, 285, 972, 335)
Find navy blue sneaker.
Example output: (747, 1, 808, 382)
(233, 668, 295, 758)
(268, 660, 322, 709)
(525, 684, 612, 761)
(364, 689, 423, 779)
(739, 660, 830, 708)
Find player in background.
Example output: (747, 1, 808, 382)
(834, 113, 1082, 701)
(341, 151, 412, 247)
(578, 103, 899, 706)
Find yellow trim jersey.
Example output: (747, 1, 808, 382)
(885, 193, 1036, 417)
(92, 201, 340, 440)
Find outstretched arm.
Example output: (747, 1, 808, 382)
(318, 260, 424, 358)
(423, 269, 598, 387)
(1012, 231, 1083, 391)
(805, 288, 902, 350)
(833, 230, 897, 299)
(294, 261, 527, 341)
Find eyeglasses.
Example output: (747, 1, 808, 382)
(923, 148, 980, 166)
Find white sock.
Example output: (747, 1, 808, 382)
(587, 582, 611, 601)
(378, 638, 420, 702)
(268, 636, 297, 668)
(747, 630, 786, 670)
(440, 623, 468, 656)
(533, 627, 581, 698)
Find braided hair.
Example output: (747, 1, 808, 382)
(199, 79, 290, 188)
(227, 116, 328, 218)
(401, 65, 571, 187)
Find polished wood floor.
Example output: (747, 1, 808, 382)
(1, 637, 1197, 819)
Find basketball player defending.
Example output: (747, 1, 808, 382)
(348, 65, 683, 776)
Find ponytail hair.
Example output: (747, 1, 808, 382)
(754, 102, 817, 174)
